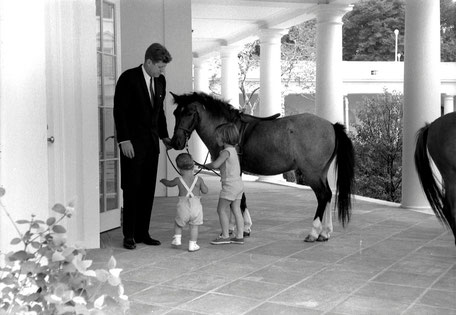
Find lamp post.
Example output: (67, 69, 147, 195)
(394, 29, 399, 61)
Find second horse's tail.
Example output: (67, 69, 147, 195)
(414, 124, 449, 228)
(333, 123, 355, 227)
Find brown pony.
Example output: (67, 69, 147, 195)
(415, 111, 456, 245)
(170, 92, 355, 242)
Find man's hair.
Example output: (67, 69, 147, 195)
(145, 43, 172, 64)
(176, 153, 194, 170)
(215, 123, 239, 146)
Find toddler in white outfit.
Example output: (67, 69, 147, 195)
(160, 153, 208, 252)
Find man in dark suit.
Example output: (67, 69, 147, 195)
(114, 43, 173, 250)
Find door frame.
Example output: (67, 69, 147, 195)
(97, 0, 122, 232)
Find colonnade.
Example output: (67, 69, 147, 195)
(190, 0, 446, 210)
(191, 4, 352, 184)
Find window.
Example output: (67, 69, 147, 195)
(96, 0, 120, 227)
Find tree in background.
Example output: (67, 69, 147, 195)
(238, 41, 260, 114)
(441, 0, 456, 61)
(208, 42, 261, 114)
(343, 0, 456, 62)
(351, 89, 403, 202)
(343, 0, 405, 61)
(281, 20, 316, 101)
(208, 56, 221, 95)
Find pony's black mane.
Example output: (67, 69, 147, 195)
(175, 92, 242, 121)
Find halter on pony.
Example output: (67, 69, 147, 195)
(165, 129, 214, 177)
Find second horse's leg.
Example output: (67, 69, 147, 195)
(318, 203, 333, 241)
(305, 179, 332, 242)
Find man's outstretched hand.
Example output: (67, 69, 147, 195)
(162, 138, 173, 150)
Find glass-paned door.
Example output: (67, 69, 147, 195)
(96, 0, 121, 232)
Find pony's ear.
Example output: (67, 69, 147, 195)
(169, 92, 178, 102)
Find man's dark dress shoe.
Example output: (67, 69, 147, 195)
(123, 238, 136, 250)
(142, 237, 161, 246)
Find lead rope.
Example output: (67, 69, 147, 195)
(166, 135, 220, 177)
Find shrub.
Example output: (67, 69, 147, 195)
(0, 187, 129, 315)
(351, 89, 403, 202)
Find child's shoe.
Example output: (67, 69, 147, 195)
(171, 235, 181, 248)
(230, 237, 244, 245)
(188, 241, 200, 252)
(210, 235, 231, 245)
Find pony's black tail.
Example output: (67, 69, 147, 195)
(414, 125, 449, 229)
(333, 123, 355, 227)
(241, 192, 247, 214)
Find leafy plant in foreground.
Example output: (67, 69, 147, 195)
(0, 187, 129, 315)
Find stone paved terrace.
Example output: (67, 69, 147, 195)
(91, 174, 456, 315)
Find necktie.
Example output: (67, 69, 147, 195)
(149, 77, 154, 107)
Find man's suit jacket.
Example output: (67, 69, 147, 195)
(113, 65, 169, 154)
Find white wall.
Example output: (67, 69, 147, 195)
(163, 0, 193, 195)
(119, 0, 193, 197)
(0, 0, 193, 251)
(0, 0, 100, 251)
(342, 61, 456, 94)
(229, 61, 456, 95)
(120, 0, 165, 70)
(45, 1, 99, 248)
(0, 1, 49, 250)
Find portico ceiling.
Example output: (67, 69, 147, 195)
(191, 0, 357, 58)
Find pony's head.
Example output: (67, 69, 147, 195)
(169, 91, 241, 150)
(170, 92, 201, 150)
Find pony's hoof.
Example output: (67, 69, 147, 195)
(304, 235, 317, 242)
(316, 235, 329, 242)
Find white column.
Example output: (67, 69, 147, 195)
(220, 45, 240, 108)
(0, 0, 100, 250)
(191, 57, 210, 165)
(314, 4, 352, 123)
(0, 0, 49, 251)
(193, 57, 210, 93)
(402, 0, 441, 208)
(344, 95, 350, 132)
(259, 28, 286, 117)
(162, 0, 193, 196)
(47, 1, 100, 248)
(121, 0, 192, 197)
(257, 28, 285, 183)
(443, 94, 454, 114)
(313, 4, 352, 190)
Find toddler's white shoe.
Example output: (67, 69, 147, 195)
(188, 241, 200, 252)
(172, 235, 181, 248)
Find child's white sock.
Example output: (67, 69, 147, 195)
(188, 240, 200, 252)
(172, 234, 181, 247)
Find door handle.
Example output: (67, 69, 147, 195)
(47, 136, 55, 143)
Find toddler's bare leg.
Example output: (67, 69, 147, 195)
(174, 222, 183, 236)
(189, 224, 198, 242)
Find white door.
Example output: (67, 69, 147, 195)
(96, 0, 121, 232)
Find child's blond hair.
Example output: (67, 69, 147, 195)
(215, 123, 239, 146)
